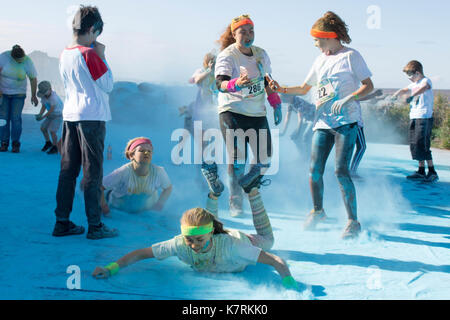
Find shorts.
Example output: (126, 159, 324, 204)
(409, 118, 433, 161)
(41, 114, 63, 133)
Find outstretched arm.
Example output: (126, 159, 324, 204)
(257, 250, 291, 279)
(92, 247, 155, 279)
(268, 80, 312, 96)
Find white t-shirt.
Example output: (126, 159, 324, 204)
(215, 44, 272, 117)
(407, 77, 434, 119)
(189, 68, 218, 128)
(103, 162, 171, 198)
(40, 90, 63, 116)
(59, 46, 114, 121)
(0, 51, 37, 95)
(305, 47, 372, 130)
(152, 229, 262, 273)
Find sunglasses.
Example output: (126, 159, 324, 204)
(405, 71, 416, 77)
(233, 14, 250, 22)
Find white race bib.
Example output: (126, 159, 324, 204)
(241, 77, 264, 99)
(315, 78, 336, 108)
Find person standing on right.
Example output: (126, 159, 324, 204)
(268, 12, 374, 239)
(393, 60, 438, 182)
(53, 5, 118, 239)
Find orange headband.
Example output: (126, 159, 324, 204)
(231, 17, 254, 32)
(310, 29, 338, 39)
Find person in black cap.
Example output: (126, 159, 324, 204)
(53, 5, 118, 239)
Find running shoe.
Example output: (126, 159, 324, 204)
(406, 171, 426, 180)
(41, 141, 53, 152)
(341, 220, 361, 239)
(238, 163, 270, 193)
(425, 172, 439, 183)
(201, 162, 224, 196)
(87, 223, 119, 240)
(240, 174, 271, 194)
(52, 221, 85, 237)
(303, 209, 327, 230)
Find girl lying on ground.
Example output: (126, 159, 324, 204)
(92, 185, 298, 290)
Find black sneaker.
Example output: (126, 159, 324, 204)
(52, 221, 85, 237)
(201, 162, 224, 196)
(425, 172, 439, 183)
(241, 174, 271, 194)
(406, 171, 426, 180)
(41, 141, 53, 152)
(47, 145, 58, 154)
(239, 163, 270, 193)
(87, 222, 119, 240)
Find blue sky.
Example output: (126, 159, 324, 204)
(1, 0, 449, 88)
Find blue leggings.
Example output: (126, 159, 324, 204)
(309, 123, 358, 220)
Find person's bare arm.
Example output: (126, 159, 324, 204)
(152, 185, 173, 211)
(92, 247, 155, 279)
(257, 250, 291, 279)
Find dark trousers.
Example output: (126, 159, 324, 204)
(219, 111, 272, 165)
(409, 118, 433, 161)
(54, 121, 105, 226)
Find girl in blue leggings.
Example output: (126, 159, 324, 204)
(269, 12, 374, 239)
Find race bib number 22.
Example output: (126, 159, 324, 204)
(316, 79, 336, 108)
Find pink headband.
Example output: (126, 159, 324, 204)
(128, 138, 152, 152)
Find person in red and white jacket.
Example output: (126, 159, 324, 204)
(53, 5, 118, 240)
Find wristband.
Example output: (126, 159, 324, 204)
(277, 87, 287, 94)
(282, 275, 298, 290)
(227, 78, 241, 93)
(105, 262, 120, 276)
(352, 93, 360, 100)
(267, 92, 282, 109)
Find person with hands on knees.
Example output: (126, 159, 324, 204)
(268, 12, 374, 239)
(0, 44, 39, 153)
(93, 187, 298, 291)
(393, 60, 437, 182)
(35, 81, 63, 154)
(203, 14, 281, 217)
(101, 137, 172, 214)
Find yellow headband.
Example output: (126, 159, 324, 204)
(181, 222, 214, 236)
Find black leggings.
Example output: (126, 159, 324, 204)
(219, 111, 272, 164)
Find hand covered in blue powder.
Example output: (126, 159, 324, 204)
(331, 95, 354, 115)
(282, 276, 299, 291)
(406, 96, 414, 104)
(273, 105, 282, 126)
